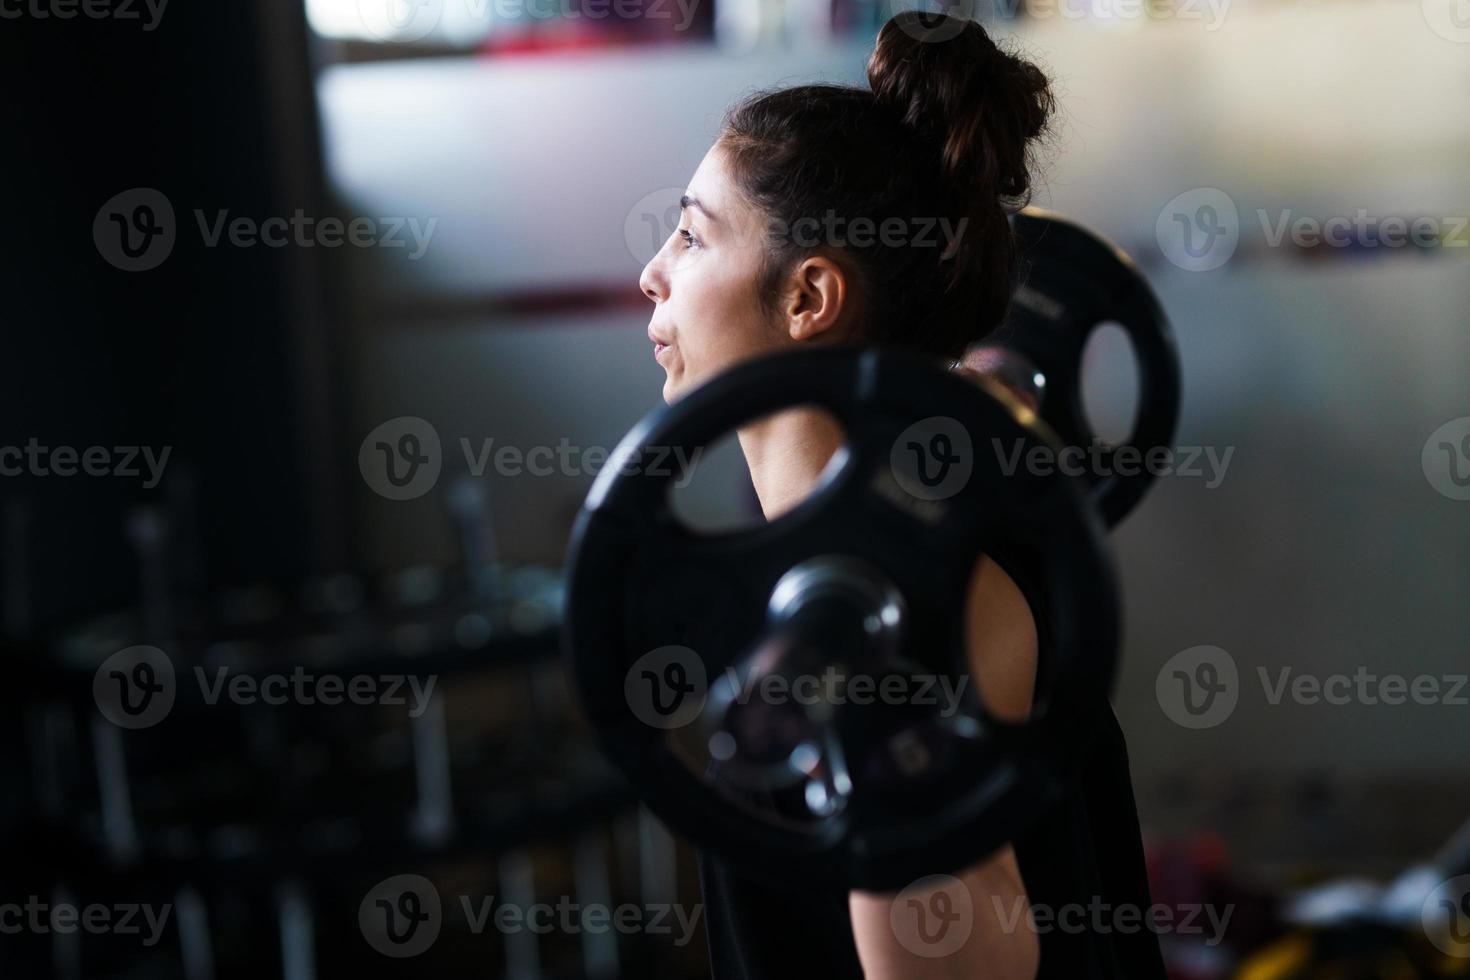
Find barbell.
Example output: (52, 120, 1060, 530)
(565, 345, 1119, 890)
(563, 212, 1177, 889)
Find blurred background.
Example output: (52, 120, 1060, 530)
(4, 0, 1469, 976)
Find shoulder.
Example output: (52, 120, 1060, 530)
(964, 555, 1039, 723)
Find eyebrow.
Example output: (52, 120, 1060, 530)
(680, 194, 717, 222)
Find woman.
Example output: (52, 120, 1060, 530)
(639, 12, 1164, 978)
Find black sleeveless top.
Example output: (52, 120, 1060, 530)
(696, 697, 1166, 978)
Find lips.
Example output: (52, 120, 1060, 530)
(648, 326, 671, 361)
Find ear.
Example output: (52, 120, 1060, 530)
(777, 255, 853, 343)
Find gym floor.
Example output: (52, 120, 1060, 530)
(5, 1, 1468, 978)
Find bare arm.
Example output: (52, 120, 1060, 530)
(847, 554, 1041, 979)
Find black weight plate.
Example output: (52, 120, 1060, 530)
(564, 345, 1119, 890)
(986, 209, 1182, 527)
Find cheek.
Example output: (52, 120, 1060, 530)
(679, 263, 769, 358)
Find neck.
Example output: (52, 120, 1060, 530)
(737, 406, 847, 521)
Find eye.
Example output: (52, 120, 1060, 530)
(678, 228, 701, 250)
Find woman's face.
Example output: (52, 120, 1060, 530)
(639, 144, 786, 404)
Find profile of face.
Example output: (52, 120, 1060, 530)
(639, 144, 855, 404)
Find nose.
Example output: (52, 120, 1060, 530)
(640, 244, 668, 304)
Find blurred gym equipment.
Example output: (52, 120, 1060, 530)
(0, 482, 667, 979)
(1233, 818, 1470, 979)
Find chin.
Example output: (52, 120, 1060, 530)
(660, 362, 690, 403)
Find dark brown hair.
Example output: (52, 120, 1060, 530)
(717, 12, 1054, 362)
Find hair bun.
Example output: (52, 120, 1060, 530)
(866, 12, 1053, 203)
